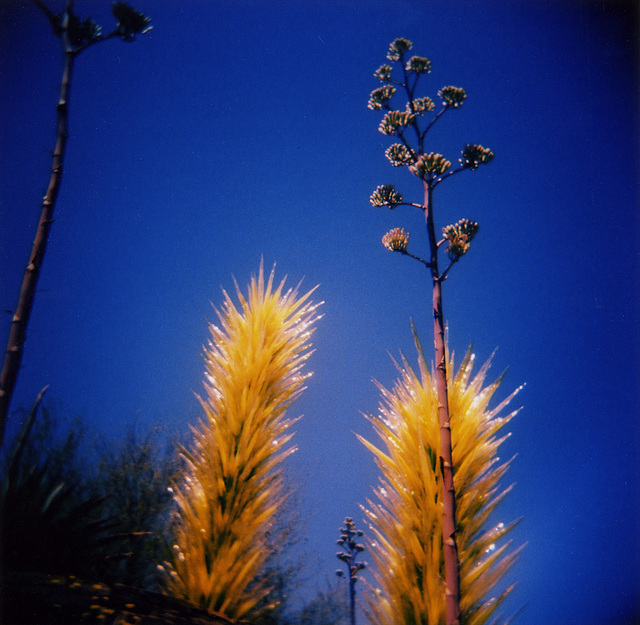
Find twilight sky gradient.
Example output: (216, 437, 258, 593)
(1, 1, 639, 623)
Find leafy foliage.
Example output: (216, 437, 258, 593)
(0, 404, 117, 579)
(0, 398, 187, 594)
(359, 333, 523, 625)
(160, 263, 321, 620)
(293, 580, 350, 625)
(93, 425, 184, 588)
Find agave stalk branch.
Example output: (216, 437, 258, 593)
(424, 181, 461, 625)
(336, 517, 367, 625)
(399, 249, 431, 268)
(433, 165, 467, 188)
(438, 260, 457, 284)
(421, 105, 449, 142)
(0, 2, 76, 449)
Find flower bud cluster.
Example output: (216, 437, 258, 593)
(408, 97, 435, 114)
(379, 110, 414, 135)
(382, 227, 410, 252)
(368, 85, 397, 110)
(405, 55, 432, 74)
(113, 1, 152, 42)
(443, 219, 479, 260)
(460, 144, 494, 169)
(370, 184, 403, 207)
(385, 144, 415, 167)
(374, 64, 393, 82)
(438, 86, 467, 108)
(409, 152, 451, 180)
(335, 517, 367, 583)
(387, 37, 412, 61)
(68, 15, 102, 47)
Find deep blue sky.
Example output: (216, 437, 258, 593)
(1, 1, 639, 623)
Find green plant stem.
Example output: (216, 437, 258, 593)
(424, 180, 461, 625)
(0, 1, 76, 449)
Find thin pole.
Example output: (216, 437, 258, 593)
(0, 0, 76, 449)
(424, 181, 461, 625)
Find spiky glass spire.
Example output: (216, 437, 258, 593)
(160, 263, 321, 620)
(359, 333, 523, 625)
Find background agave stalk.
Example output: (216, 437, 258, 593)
(335, 516, 367, 625)
(159, 263, 321, 621)
(359, 330, 523, 625)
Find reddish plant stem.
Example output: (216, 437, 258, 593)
(0, 2, 76, 449)
(424, 180, 461, 625)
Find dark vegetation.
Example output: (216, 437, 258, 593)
(0, 404, 177, 585)
(0, 402, 346, 624)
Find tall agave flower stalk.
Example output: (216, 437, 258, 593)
(369, 38, 495, 624)
(159, 264, 321, 620)
(0, 0, 151, 449)
(359, 330, 523, 625)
